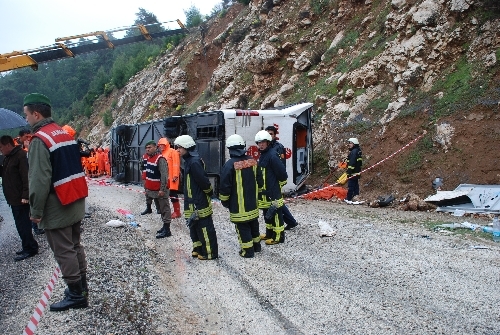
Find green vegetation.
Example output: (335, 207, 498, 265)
(103, 109, 113, 127)
(184, 5, 203, 28)
(0, 7, 183, 125)
(310, 0, 331, 15)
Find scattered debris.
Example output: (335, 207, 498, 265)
(106, 219, 126, 228)
(318, 220, 337, 237)
(424, 184, 500, 214)
(400, 193, 436, 211)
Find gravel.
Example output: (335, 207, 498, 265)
(1, 179, 499, 335)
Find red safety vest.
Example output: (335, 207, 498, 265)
(32, 122, 88, 205)
(144, 153, 162, 191)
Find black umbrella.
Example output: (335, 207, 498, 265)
(0, 108, 27, 130)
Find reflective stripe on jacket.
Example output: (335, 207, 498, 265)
(182, 151, 213, 219)
(144, 153, 162, 191)
(32, 122, 88, 205)
(219, 153, 259, 223)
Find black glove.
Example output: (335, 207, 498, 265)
(221, 200, 229, 208)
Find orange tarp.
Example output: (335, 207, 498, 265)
(302, 186, 347, 200)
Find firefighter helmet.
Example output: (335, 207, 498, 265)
(255, 130, 272, 143)
(174, 135, 196, 149)
(348, 137, 359, 145)
(226, 134, 245, 148)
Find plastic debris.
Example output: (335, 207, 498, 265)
(106, 220, 126, 227)
(318, 220, 336, 237)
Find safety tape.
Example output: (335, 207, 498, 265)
(83, 127, 425, 207)
(289, 131, 427, 201)
(23, 266, 61, 335)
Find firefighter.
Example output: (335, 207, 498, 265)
(265, 125, 298, 230)
(142, 140, 172, 238)
(345, 137, 363, 202)
(219, 134, 261, 258)
(255, 130, 288, 245)
(174, 135, 218, 260)
(157, 138, 182, 219)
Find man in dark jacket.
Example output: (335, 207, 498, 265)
(265, 126, 298, 230)
(0, 135, 39, 261)
(174, 135, 218, 260)
(255, 130, 288, 245)
(345, 137, 363, 201)
(219, 134, 261, 258)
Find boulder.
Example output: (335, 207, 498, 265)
(245, 44, 280, 74)
(412, 0, 440, 27)
(450, 0, 474, 12)
(293, 51, 312, 71)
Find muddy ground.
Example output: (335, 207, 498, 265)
(1, 178, 499, 334)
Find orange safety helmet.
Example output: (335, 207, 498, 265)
(62, 125, 76, 138)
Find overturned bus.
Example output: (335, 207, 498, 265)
(110, 103, 313, 195)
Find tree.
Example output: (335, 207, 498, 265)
(184, 5, 203, 28)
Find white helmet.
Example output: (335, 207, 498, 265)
(348, 137, 359, 145)
(226, 134, 245, 148)
(255, 130, 272, 143)
(174, 135, 196, 149)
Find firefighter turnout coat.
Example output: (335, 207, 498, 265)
(219, 149, 259, 223)
(256, 146, 288, 209)
(182, 150, 213, 219)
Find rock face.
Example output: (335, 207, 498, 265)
(81, 0, 499, 193)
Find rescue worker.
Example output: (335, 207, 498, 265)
(345, 137, 363, 202)
(157, 138, 182, 219)
(142, 140, 172, 238)
(255, 130, 288, 245)
(265, 125, 298, 230)
(140, 150, 160, 215)
(174, 135, 218, 260)
(23, 93, 88, 311)
(219, 134, 261, 258)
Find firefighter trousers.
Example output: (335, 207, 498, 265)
(262, 207, 285, 243)
(234, 219, 261, 258)
(190, 216, 218, 260)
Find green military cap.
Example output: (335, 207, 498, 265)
(23, 93, 51, 107)
(145, 140, 157, 147)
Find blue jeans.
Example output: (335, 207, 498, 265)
(11, 204, 39, 254)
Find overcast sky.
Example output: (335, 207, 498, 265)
(0, 0, 224, 53)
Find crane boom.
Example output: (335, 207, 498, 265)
(0, 20, 187, 73)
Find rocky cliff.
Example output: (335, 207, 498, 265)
(78, 0, 500, 199)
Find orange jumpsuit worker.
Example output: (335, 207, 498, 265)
(157, 138, 182, 218)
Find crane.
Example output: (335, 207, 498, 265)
(0, 20, 187, 73)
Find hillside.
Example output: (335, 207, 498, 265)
(78, 0, 500, 201)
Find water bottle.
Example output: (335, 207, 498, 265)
(493, 216, 500, 242)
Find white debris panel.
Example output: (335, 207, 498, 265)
(424, 184, 500, 214)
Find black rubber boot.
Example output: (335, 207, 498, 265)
(50, 280, 88, 312)
(141, 204, 152, 215)
(156, 225, 172, 238)
(65, 274, 88, 297)
(254, 242, 262, 252)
